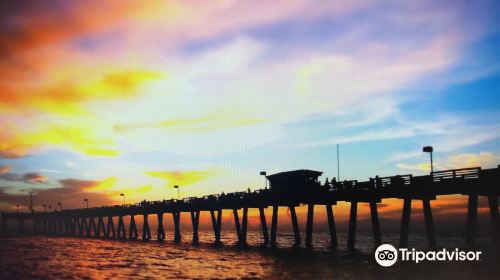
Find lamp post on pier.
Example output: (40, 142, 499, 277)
(83, 198, 89, 209)
(57, 202, 62, 211)
(120, 193, 125, 206)
(173, 185, 180, 200)
(423, 146, 434, 173)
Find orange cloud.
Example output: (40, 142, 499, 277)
(146, 169, 218, 186)
(0, 67, 164, 158)
(0, 69, 163, 115)
(83, 177, 118, 192)
(0, 2, 170, 58)
(0, 121, 120, 158)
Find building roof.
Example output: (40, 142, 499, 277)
(266, 169, 323, 181)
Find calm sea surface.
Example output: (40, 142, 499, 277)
(1, 231, 498, 279)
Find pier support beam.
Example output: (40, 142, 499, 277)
(51, 218, 56, 235)
(106, 216, 115, 239)
(488, 195, 499, 248)
(422, 199, 437, 250)
(157, 213, 165, 241)
(32, 218, 38, 235)
(233, 209, 243, 245)
(173, 212, 181, 243)
(129, 215, 138, 240)
(259, 208, 269, 246)
(1, 216, 6, 233)
(370, 202, 382, 246)
(69, 218, 75, 236)
(89, 217, 97, 237)
(66, 219, 71, 235)
(142, 214, 151, 241)
(17, 216, 24, 235)
(57, 219, 63, 235)
(44, 218, 49, 235)
(242, 208, 248, 245)
(347, 202, 358, 249)
(210, 209, 222, 244)
(63, 219, 70, 235)
(305, 204, 315, 247)
(190, 211, 200, 244)
(47, 218, 51, 235)
(117, 215, 126, 239)
(466, 194, 478, 248)
(76, 217, 83, 236)
(270, 206, 278, 246)
(83, 217, 90, 237)
(96, 216, 105, 238)
(326, 204, 337, 247)
(290, 206, 301, 246)
(399, 198, 412, 248)
(34, 218, 39, 235)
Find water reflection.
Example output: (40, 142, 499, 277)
(0, 231, 498, 279)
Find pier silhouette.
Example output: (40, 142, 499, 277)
(1, 166, 499, 250)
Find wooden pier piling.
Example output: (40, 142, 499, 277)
(242, 208, 248, 245)
(305, 203, 315, 247)
(233, 209, 243, 245)
(259, 208, 269, 246)
(173, 212, 181, 243)
(97, 216, 105, 237)
(326, 204, 337, 247)
(157, 213, 165, 241)
(270, 206, 278, 246)
(422, 199, 437, 250)
(129, 215, 138, 240)
(190, 211, 200, 244)
(142, 214, 151, 241)
(210, 209, 222, 244)
(347, 202, 358, 249)
(76, 217, 83, 236)
(369, 202, 382, 246)
(89, 217, 97, 237)
(488, 195, 499, 248)
(399, 198, 412, 248)
(82, 217, 90, 237)
(107, 216, 115, 238)
(290, 206, 301, 246)
(117, 215, 126, 239)
(466, 194, 478, 248)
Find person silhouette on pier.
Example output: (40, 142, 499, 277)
(324, 177, 330, 191)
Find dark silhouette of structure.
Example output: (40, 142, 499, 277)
(1, 166, 499, 250)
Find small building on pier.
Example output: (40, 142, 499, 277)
(266, 169, 323, 194)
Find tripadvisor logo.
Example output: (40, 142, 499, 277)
(375, 244, 398, 267)
(374, 244, 482, 267)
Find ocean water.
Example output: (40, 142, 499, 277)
(0, 231, 498, 279)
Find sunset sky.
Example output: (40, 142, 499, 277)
(1, 0, 499, 222)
